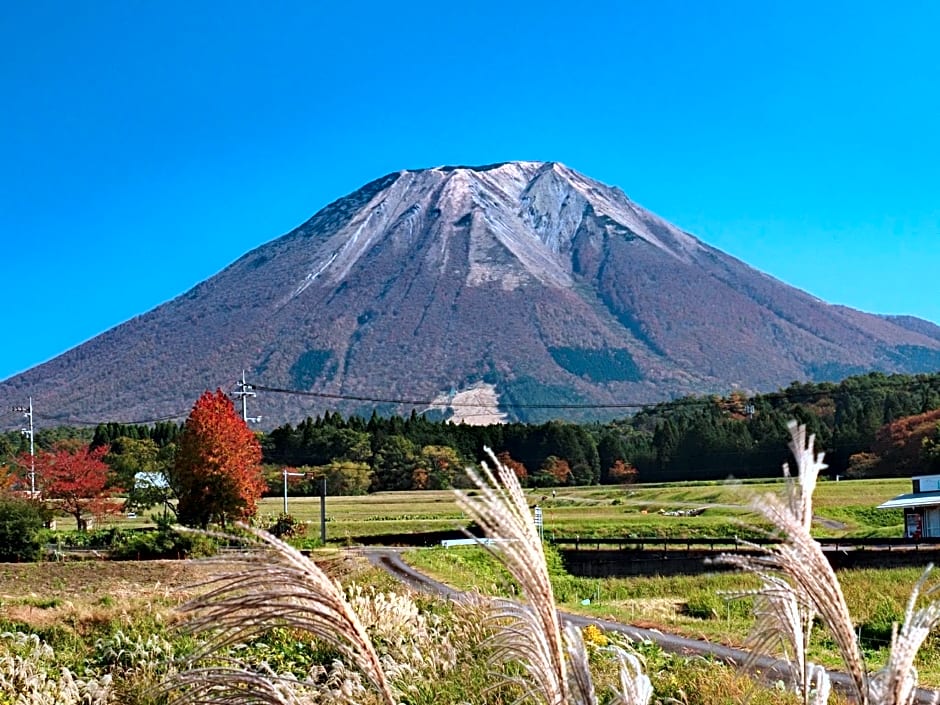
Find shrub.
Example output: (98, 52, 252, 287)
(110, 527, 216, 560)
(684, 590, 724, 619)
(267, 512, 306, 539)
(57, 527, 123, 549)
(0, 497, 44, 561)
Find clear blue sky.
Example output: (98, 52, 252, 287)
(2, 1, 939, 382)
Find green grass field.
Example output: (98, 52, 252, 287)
(104, 476, 909, 543)
(243, 477, 910, 542)
(403, 544, 940, 687)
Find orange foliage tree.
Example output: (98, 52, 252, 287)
(607, 459, 638, 485)
(412, 445, 462, 490)
(34, 443, 120, 530)
(872, 409, 940, 476)
(496, 451, 528, 483)
(540, 456, 572, 486)
(0, 463, 18, 496)
(171, 390, 265, 528)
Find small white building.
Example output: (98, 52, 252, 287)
(878, 474, 940, 538)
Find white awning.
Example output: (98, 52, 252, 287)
(877, 491, 940, 510)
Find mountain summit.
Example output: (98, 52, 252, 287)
(5, 161, 940, 426)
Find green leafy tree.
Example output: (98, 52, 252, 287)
(171, 390, 265, 528)
(371, 435, 419, 491)
(0, 497, 45, 561)
(106, 436, 177, 516)
(0, 432, 24, 464)
(923, 423, 940, 473)
(413, 445, 463, 490)
(597, 431, 628, 483)
(322, 460, 372, 495)
(531, 455, 571, 487)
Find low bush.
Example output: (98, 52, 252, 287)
(0, 497, 45, 561)
(266, 512, 306, 538)
(109, 527, 216, 560)
(55, 527, 122, 549)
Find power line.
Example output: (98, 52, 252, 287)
(9, 371, 940, 429)
(251, 383, 658, 410)
(249, 376, 940, 412)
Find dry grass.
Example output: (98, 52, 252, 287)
(0, 560, 234, 635)
(169, 528, 396, 705)
(158, 450, 655, 705)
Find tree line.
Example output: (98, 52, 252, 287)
(2, 370, 940, 536)
(251, 370, 940, 486)
(83, 371, 940, 496)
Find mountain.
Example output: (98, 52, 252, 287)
(4, 161, 940, 428)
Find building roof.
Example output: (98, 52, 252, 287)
(877, 491, 940, 510)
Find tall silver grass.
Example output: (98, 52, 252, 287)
(165, 451, 652, 705)
(456, 449, 652, 705)
(166, 526, 396, 705)
(722, 421, 940, 705)
(165, 663, 308, 705)
(869, 568, 940, 705)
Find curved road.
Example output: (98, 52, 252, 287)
(360, 547, 940, 705)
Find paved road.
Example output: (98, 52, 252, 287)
(360, 547, 940, 705)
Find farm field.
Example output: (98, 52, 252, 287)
(245, 476, 909, 542)
(0, 549, 822, 705)
(107, 477, 909, 541)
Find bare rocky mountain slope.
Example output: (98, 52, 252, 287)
(4, 161, 940, 427)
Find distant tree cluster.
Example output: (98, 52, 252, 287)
(0, 390, 265, 537)
(626, 372, 940, 481)
(262, 411, 611, 492)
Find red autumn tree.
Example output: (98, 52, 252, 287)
(541, 456, 572, 486)
(607, 459, 638, 485)
(496, 451, 528, 483)
(171, 389, 265, 528)
(872, 409, 940, 476)
(34, 443, 120, 530)
(0, 463, 18, 497)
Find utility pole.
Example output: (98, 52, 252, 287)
(233, 371, 262, 424)
(12, 397, 35, 496)
(320, 476, 327, 544)
(282, 468, 306, 514)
